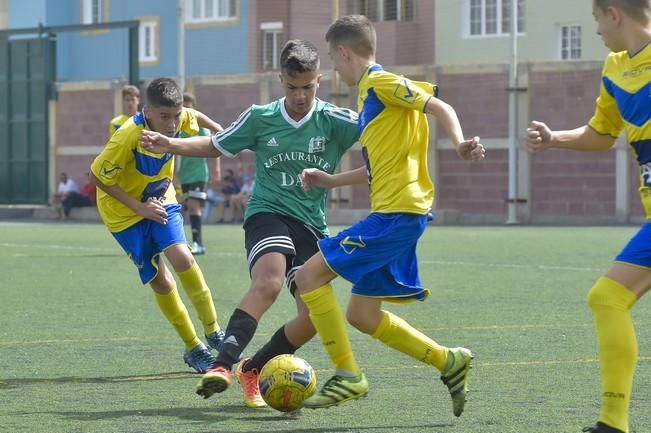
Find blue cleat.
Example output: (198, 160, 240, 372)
(205, 329, 226, 352)
(184, 342, 217, 373)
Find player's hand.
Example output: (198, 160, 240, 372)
(136, 200, 168, 224)
(140, 130, 171, 154)
(301, 168, 334, 191)
(526, 121, 553, 153)
(457, 136, 485, 161)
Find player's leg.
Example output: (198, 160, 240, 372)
(155, 203, 222, 359)
(111, 216, 212, 372)
(196, 213, 294, 398)
(584, 261, 650, 433)
(165, 243, 223, 349)
(237, 219, 321, 407)
(296, 252, 368, 409)
(183, 182, 207, 254)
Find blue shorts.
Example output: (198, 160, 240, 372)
(112, 203, 187, 284)
(318, 212, 430, 302)
(615, 221, 651, 269)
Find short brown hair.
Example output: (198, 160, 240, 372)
(182, 92, 196, 107)
(594, 0, 650, 22)
(122, 85, 140, 98)
(325, 14, 376, 57)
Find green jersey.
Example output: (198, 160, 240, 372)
(212, 98, 359, 235)
(178, 127, 211, 184)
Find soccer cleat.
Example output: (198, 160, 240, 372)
(581, 423, 626, 433)
(196, 365, 232, 399)
(235, 358, 267, 408)
(205, 329, 226, 352)
(440, 347, 473, 417)
(183, 342, 217, 373)
(190, 242, 206, 255)
(303, 373, 368, 409)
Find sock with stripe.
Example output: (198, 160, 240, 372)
(300, 284, 361, 376)
(371, 310, 449, 371)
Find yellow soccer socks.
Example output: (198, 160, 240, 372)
(371, 310, 449, 371)
(301, 284, 361, 376)
(587, 276, 638, 433)
(154, 287, 201, 350)
(177, 262, 220, 335)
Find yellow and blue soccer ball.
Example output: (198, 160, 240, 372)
(258, 354, 317, 412)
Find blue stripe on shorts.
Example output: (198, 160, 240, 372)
(615, 221, 651, 269)
(112, 203, 187, 284)
(318, 212, 430, 301)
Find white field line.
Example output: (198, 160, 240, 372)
(2, 242, 604, 272)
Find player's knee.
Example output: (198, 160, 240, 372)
(587, 277, 609, 310)
(250, 274, 284, 301)
(345, 309, 375, 334)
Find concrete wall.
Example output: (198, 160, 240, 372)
(435, 0, 609, 66)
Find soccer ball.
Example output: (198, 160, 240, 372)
(258, 354, 317, 412)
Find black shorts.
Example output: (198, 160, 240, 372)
(182, 182, 207, 201)
(244, 212, 324, 294)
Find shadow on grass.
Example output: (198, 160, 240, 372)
(28, 404, 454, 432)
(0, 371, 195, 389)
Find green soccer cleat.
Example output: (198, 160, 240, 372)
(303, 373, 368, 409)
(440, 347, 473, 417)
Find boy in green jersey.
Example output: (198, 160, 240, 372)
(140, 40, 360, 407)
(177, 92, 222, 255)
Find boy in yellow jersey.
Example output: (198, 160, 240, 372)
(527, 2, 651, 432)
(108, 85, 140, 138)
(90, 78, 226, 373)
(293, 15, 485, 414)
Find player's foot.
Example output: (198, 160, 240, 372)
(236, 358, 267, 408)
(183, 342, 217, 373)
(440, 347, 473, 417)
(205, 329, 225, 352)
(582, 422, 625, 433)
(190, 242, 206, 255)
(303, 373, 368, 409)
(196, 365, 232, 399)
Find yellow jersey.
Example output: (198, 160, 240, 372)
(357, 64, 438, 214)
(588, 43, 651, 218)
(108, 114, 131, 138)
(91, 108, 200, 232)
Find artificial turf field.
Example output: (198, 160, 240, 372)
(1, 221, 649, 433)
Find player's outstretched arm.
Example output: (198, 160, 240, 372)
(424, 97, 485, 161)
(526, 121, 615, 153)
(140, 131, 222, 158)
(196, 110, 224, 134)
(301, 166, 367, 191)
(89, 172, 168, 224)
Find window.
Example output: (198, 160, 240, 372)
(467, 0, 525, 37)
(139, 19, 159, 64)
(261, 22, 283, 71)
(346, 0, 413, 22)
(81, 0, 104, 24)
(186, 0, 237, 22)
(559, 24, 581, 60)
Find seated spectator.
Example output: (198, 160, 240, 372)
(232, 175, 254, 223)
(61, 172, 97, 219)
(202, 186, 225, 223)
(53, 172, 80, 219)
(214, 169, 241, 223)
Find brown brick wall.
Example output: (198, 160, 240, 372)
(530, 149, 616, 218)
(437, 149, 508, 215)
(436, 72, 510, 138)
(55, 89, 114, 190)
